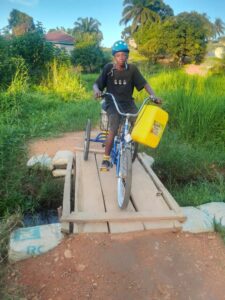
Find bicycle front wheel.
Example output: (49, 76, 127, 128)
(117, 147, 132, 209)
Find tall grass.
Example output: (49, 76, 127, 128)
(7, 58, 28, 95)
(137, 71, 225, 206)
(0, 90, 100, 217)
(135, 71, 225, 145)
(38, 60, 88, 101)
(0, 61, 100, 217)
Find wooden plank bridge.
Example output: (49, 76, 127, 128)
(60, 151, 186, 234)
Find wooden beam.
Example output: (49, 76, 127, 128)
(138, 153, 184, 216)
(73, 152, 108, 233)
(61, 156, 74, 233)
(61, 211, 186, 223)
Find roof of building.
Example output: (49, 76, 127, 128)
(45, 31, 74, 45)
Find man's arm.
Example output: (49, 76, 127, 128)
(93, 83, 102, 98)
(144, 83, 156, 97)
(144, 83, 162, 104)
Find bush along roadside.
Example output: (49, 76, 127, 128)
(0, 85, 100, 219)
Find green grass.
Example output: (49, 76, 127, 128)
(80, 73, 98, 91)
(169, 178, 225, 207)
(0, 90, 100, 217)
(135, 70, 225, 207)
(135, 71, 225, 144)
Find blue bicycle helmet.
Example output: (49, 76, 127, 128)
(112, 40, 129, 56)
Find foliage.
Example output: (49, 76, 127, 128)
(73, 17, 103, 42)
(134, 20, 166, 62)
(39, 60, 88, 100)
(120, 0, 173, 34)
(136, 71, 225, 143)
(7, 57, 28, 94)
(134, 12, 214, 63)
(0, 36, 17, 87)
(135, 70, 225, 207)
(214, 18, 225, 38)
(174, 12, 214, 63)
(10, 31, 55, 83)
(8, 9, 35, 36)
(71, 32, 109, 72)
(0, 212, 22, 263)
(0, 89, 99, 217)
(171, 177, 225, 207)
(70, 17, 106, 72)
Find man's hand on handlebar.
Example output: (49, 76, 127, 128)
(93, 84, 102, 99)
(150, 95, 162, 105)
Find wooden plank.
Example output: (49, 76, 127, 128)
(75, 146, 104, 154)
(61, 210, 186, 223)
(138, 153, 183, 215)
(73, 152, 108, 233)
(131, 159, 176, 230)
(96, 154, 144, 233)
(61, 156, 73, 233)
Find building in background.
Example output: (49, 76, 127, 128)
(45, 31, 74, 54)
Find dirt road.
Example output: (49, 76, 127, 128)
(7, 231, 225, 300)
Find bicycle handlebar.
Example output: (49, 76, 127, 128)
(100, 92, 159, 118)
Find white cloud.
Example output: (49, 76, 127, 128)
(9, 0, 39, 6)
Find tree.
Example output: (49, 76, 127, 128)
(8, 9, 35, 36)
(134, 20, 168, 62)
(71, 32, 107, 72)
(11, 31, 55, 82)
(0, 36, 16, 86)
(174, 12, 214, 63)
(214, 18, 225, 38)
(120, 0, 173, 33)
(134, 11, 214, 64)
(73, 17, 103, 41)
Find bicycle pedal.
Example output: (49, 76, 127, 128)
(100, 166, 110, 172)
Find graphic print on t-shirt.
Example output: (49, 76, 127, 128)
(114, 79, 127, 85)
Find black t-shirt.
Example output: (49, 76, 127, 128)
(95, 63, 147, 106)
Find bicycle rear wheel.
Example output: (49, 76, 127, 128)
(117, 147, 132, 209)
(83, 119, 91, 161)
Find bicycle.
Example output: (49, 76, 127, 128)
(83, 92, 160, 209)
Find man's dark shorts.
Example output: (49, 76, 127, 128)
(103, 100, 138, 133)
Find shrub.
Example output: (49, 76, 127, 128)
(38, 60, 88, 101)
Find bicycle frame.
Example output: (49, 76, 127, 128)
(110, 116, 131, 175)
(89, 131, 108, 144)
(84, 92, 159, 208)
(101, 93, 142, 178)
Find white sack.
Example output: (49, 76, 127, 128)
(9, 223, 64, 262)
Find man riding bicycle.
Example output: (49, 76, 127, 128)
(93, 40, 161, 171)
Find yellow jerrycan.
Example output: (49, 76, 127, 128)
(131, 104, 168, 148)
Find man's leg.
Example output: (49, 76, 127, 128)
(105, 130, 115, 156)
(100, 112, 120, 171)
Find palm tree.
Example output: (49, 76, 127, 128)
(120, 0, 173, 33)
(73, 17, 103, 41)
(73, 17, 101, 34)
(214, 18, 225, 37)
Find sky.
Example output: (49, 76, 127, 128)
(1, 0, 225, 47)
